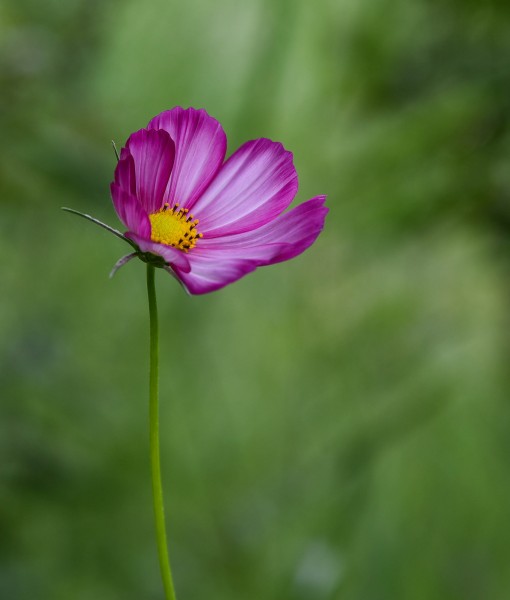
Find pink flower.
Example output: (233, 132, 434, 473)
(111, 107, 328, 294)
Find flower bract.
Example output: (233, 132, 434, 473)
(110, 107, 328, 294)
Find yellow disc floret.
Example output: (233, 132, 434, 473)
(149, 203, 203, 252)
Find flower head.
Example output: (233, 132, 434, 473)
(110, 107, 328, 294)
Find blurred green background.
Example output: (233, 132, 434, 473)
(2, 0, 510, 598)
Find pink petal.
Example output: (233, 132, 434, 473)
(110, 183, 151, 238)
(199, 196, 328, 263)
(148, 107, 227, 208)
(192, 138, 298, 237)
(123, 128, 175, 214)
(113, 155, 136, 197)
(173, 196, 326, 294)
(126, 232, 191, 273)
(174, 250, 260, 295)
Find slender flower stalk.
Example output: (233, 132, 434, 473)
(147, 264, 176, 600)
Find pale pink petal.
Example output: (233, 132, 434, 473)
(123, 128, 175, 214)
(148, 107, 227, 208)
(174, 250, 259, 295)
(192, 138, 298, 237)
(126, 232, 191, 273)
(199, 196, 328, 262)
(172, 196, 327, 294)
(110, 183, 151, 238)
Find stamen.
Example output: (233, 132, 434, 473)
(149, 203, 203, 252)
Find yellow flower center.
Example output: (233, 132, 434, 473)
(149, 203, 203, 252)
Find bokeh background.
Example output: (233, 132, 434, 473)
(2, 0, 510, 598)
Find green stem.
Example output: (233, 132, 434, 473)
(147, 264, 177, 600)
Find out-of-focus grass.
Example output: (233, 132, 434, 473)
(2, 0, 510, 599)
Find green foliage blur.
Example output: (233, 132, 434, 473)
(2, 0, 510, 598)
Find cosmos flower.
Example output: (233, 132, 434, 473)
(110, 107, 328, 294)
